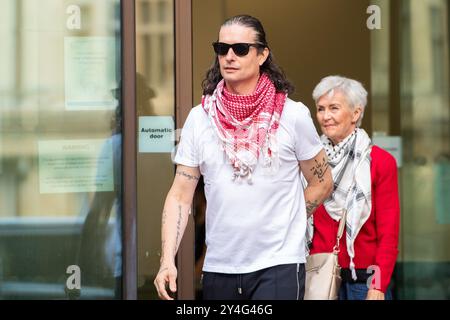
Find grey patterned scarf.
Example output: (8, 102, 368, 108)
(307, 128, 372, 280)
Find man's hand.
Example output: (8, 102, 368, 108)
(366, 289, 385, 300)
(154, 264, 178, 300)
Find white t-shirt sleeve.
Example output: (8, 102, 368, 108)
(173, 108, 199, 167)
(294, 103, 323, 161)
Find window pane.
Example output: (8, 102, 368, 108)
(0, 0, 122, 299)
(397, 0, 450, 299)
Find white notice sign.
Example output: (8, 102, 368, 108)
(139, 116, 175, 153)
(38, 139, 114, 193)
(372, 136, 402, 167)
(64, 37, 118, 110)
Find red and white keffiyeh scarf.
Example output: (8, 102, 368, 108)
(202, 73, 287, 183)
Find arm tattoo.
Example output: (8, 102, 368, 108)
(162, 210, 167, 226)
(160, 240, 166, 262)
(174, 205, 182, 252)
(306, 199, 319, 216)
(310, 157, 329, 183)
(176, 169, 200, 181)
(161, 239, 176, 265)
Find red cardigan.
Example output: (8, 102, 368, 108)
(310, 145, 400, 293)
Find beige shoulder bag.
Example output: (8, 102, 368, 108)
(304, 210, 347, 300)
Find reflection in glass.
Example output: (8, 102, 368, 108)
(78, 104, 122, 299)
(0, 0, 122, 299)
(397, 0, 450, 299)
(371, 0, 450, 299)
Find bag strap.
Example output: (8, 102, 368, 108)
(333, 209, 347, 254)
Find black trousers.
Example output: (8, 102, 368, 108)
(202, 263, 305, 300)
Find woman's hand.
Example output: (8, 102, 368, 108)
(366, 289, 385, 300)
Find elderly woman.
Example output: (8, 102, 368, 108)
(308, 76, 400, 300)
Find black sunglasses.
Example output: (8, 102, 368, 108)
(212, 42, 264, 57)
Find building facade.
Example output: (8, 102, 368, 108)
(0, 0, 448, 299)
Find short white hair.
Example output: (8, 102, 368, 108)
(312, 75, 367, 127)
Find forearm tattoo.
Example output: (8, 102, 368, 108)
(306, 199, 319, 216)
(160, 239, 171, 264)
(174, 205, 183, 253)
(162, 210, 167, 226)
(176, 169, 200, 181)
(310, 157, 329, 183)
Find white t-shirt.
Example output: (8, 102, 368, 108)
(174, 98, 322, 273)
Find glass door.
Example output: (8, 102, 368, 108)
(0, 0, 122, 299)
(135, 0, 176, 300)
(396, 0, 450, 299)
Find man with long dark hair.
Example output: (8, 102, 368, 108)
(154, 15, 332, 300)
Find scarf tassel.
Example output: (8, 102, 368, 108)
(350, 260, 357, 281)
(232, 165, 254, 185)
